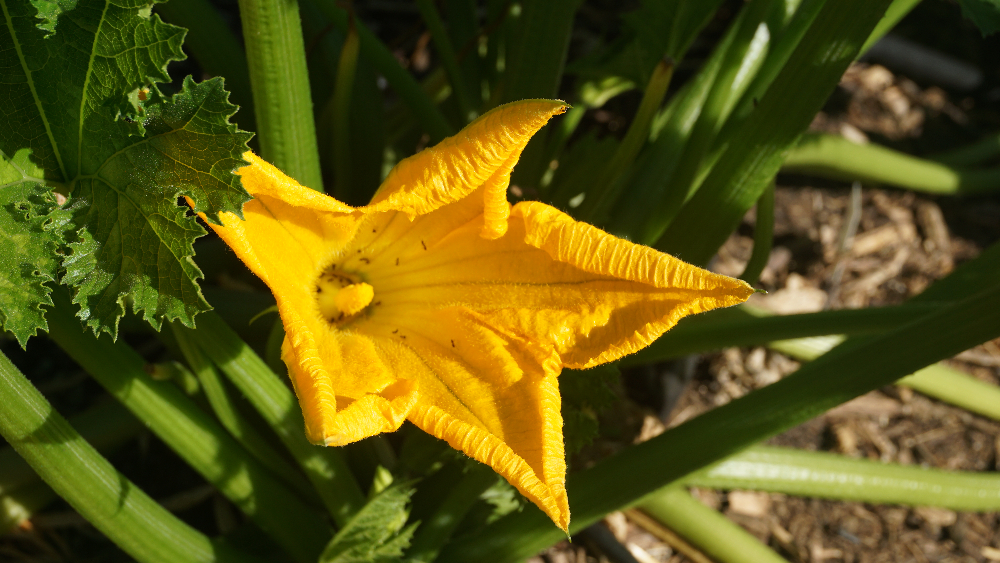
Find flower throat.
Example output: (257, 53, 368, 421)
(316, 267, 374, 324)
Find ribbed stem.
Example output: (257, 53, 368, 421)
(238, 0, 324, 189)
(0, 351, 257, 563)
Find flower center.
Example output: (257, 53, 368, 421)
(316, 268, 374, 323)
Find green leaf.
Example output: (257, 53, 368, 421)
(320, 482, 418, 563)
(64, 76, 251, 335)
(0, 350, 261, 563)
(0, 0, 251, 336)
(47, 296, 332, 563)
(0, 183, 70, 346)
(959, 0, 1000, 35)
(546, 131, 618, 210)
(569, 0, 725, 88)
(657, 0, 894, 263)
(188, 311, 366, 526)
(560, 364, 619, 455)
(405, 463, 498, 563)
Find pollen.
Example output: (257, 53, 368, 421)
(317, 269, 374, 321)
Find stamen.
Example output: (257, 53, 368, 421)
(316, 267, 374, 323)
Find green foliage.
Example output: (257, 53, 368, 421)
(0, 183, 70, 345)
(560, 364, 620, 455)
(5, 1, 1000, 562)
(0, 0, 250, 337)
(320, 482, 418, 563)
(0, 352, 256, 563)
(959, 0, 1000, 34)
(478, 479, 524, 525)
(570, 0, 725, 88)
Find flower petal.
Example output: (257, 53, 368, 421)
(363, 195, 755, 370)
(341, 194, 751, 531)
(356, 305, 569, 531)
(365, 99, 567, 238)
(283, 329, 420, 445)
(238, 151, 356, 215)
(511, 201, 757, 367)
(204, 153, 422, 445)
(205, 113, 754, 534)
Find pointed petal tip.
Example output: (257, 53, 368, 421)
(491, 99, 569, 129)
(366, 99, 567, 218)
(556, 512, 570, 534)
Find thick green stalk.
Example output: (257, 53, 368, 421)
(238, 0, 323, 190)
(47, 301, 330, 563)
(171, 324, 312, 497)
(665, 0, 827, 240)
(576, 57, 674, 223)
(771, 335, 1000, 423)
(640, 0, 777, 238)
(0, 352, 256, 563)
(714, 0, 827, 138)
(637, 486, 787, 563)
(687, 445, 1000, 510)
(439, 275, 1000, 562)
(783, 133, 1000, 195)
(417, 0, 477, 122)
(900, 368, 1000, 422)
(501, 0, 581, 189)
(619, 303, 937, 366)
(1, 399, 140, 496)
(1, 400, 141, 532)
(189, 311, 366, 525)
(658, 0, 893, 264)
(931, 131, 1000, 167)
(663, 0, 729, 61)
(500, 0, 580, 104)
(446, 0, 482, 107)
(310, 0, 453, 143)
(332, 23, 360, 202)
(606, 14, 737, 238)
(740, 182, 774, 285)
(406, 464, 498, 562)
(860, 0, 923, 53)
(154, 0, 255, 133)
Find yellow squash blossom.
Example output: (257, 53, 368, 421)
(204, 100, 754, 532)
